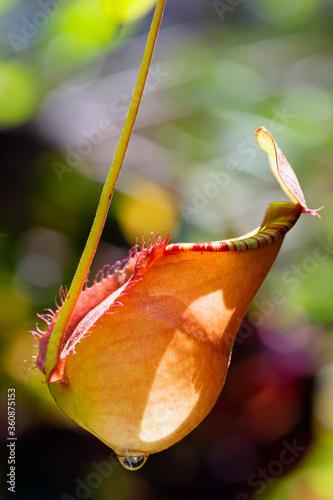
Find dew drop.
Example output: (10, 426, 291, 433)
(118, 455, 148, 471)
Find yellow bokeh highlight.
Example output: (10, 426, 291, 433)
(0, 61, 39, 128)
(116, 179, 178, 244)
(99, 0, 156, 23)
(57, 0, 116, 45)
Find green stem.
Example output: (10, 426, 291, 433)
(45, 0, 167, 379)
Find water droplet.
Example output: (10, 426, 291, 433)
(118, 455, 148, 471)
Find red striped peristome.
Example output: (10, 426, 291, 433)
(32, 202, 299, 373)
(166, 201, 302, 254)
(31, 201, 301, 379)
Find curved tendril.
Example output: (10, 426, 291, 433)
(45, 0, 167, 379)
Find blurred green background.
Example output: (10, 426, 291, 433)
(1, 0, 333, 499)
